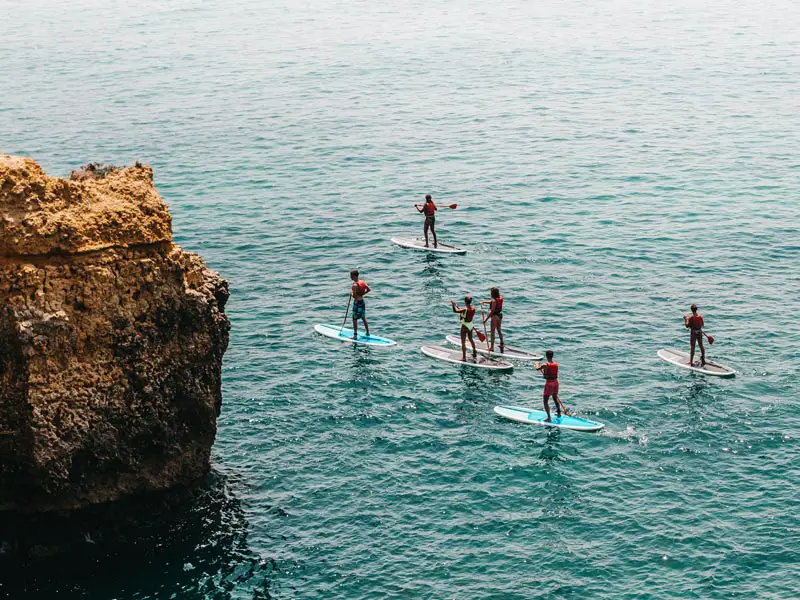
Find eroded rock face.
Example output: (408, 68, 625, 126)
(0, 155, 230, 512)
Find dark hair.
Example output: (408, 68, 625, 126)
(350, 269, 359, 278)
(546, 350, 554, 360)
(425, 194, 432, 201)
(690, 304, 698, 313)
(490, 287, 500, 299)
(464, 296, 473, 306)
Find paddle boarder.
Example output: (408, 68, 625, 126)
(350, 269, 370, 339)
(683, 303, 706, 366)
(535, 351, 568, 421)
(451, 296, 477, 361)
(414, 194, 438, 248)
(481, 287, 504, 353)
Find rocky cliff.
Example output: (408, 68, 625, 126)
(0, 155, 230, 512)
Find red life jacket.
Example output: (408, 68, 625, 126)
(423, 203, 436, 216)
(462, 306, 476, 323)
(493, 296, 504, 313)
(544, 362, 559, 381)
(688, 314, 704, 330)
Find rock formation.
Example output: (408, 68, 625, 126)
(0, 155, 230, 512)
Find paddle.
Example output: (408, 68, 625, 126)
(704, 332, 715, 345)
(415, 203, 458, 210)
(479, 302, 489, 346)
(339, 294, 352, 334)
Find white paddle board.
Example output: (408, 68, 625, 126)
(444, 334, 543, 361)
(494, 405, 605, 432)
(391, 237, 466, 255)
(314, 324, 397, 347)
(421, 345, 513, 371)
(657, 348, 735, 377)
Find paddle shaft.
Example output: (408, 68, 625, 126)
(479, 303, 489, 345)
(339, 294, 352, 332)
(415, 203, 457, 210)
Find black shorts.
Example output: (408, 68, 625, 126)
(425, 216, 435, 225)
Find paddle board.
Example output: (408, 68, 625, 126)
(494, 405, 605, 432)
(657, 348, 735, 377)
(444, 334, 543, 361)
(421, 345, 513, 371)
(391, 237, 466, 255)
(314, 324, 397, 347)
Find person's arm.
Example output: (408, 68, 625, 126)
(363, 284, 371, 296)
(683, 315, 690, 328)
(450, 300, 461, 314)
(414, 204, 424, 213)
(534, 361, 545, 373)
(351, 283, 359, 298)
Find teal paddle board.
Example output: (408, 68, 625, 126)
(314, 324, 397, 347)
(494, 405, 605, 432)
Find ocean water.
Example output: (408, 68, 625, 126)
(1, 0, 799, 597)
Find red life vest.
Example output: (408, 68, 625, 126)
(463, 306, 476, 323)
(544, 362, 559, 381)
(423, 203, 436, 216)
(493, 296, 503, 313)
(688, 314, 704, 330)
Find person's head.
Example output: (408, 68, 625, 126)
(546, 350, 554, 361)
(425, 194, 432, 202)
(490, 287, 500, 299)
(350, 269, 359, 282)
(690, 303, 698, 314)
(464, 296, 473, 306)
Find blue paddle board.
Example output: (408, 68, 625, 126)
(494, 405, 605, 432)
(314, 324, 397, 347)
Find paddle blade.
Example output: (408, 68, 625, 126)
(707, 335, 715, 345)
(448, 203, 458, 209)
(476, 330, 486, 343)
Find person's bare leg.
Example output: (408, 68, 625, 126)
(423, 221, 430, 247)
(690, 334, 696, 365)
(431, 222, 438, 248)
(489, 320, 495, 352)
(460, 326, 467, 361)
(543, 396, 552, 422)
(497, 317, 504, 351)
(468, 329, 477, 357)
(352, 317, 358, 340)
(698, 336, 705, 365)
(363, 317, 369, 337)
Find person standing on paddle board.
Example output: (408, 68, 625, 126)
(451, 296, 477, 361)
(535, 351, 568, 421)
(414, 194, 438, 249)
(350, 269, 371, 340)
(684, 303, 706, 366)
(481, 287, 504, 353)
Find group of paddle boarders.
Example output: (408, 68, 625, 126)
(335, 194, 724, 425)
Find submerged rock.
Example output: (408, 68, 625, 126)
(0, 155, 230, 512)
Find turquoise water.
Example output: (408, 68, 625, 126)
(2, 0, 799, 597)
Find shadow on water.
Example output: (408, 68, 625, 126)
(0, 471, 276, 600)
